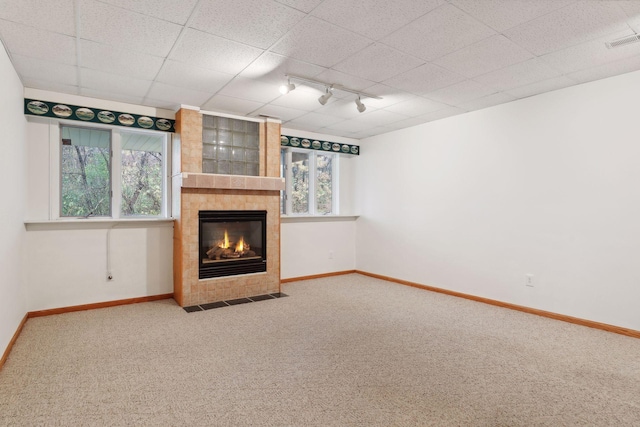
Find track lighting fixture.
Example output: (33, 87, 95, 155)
(318, 86, 333, 105)
(279, 78, 296, 94)
(279, 75, 382, 114)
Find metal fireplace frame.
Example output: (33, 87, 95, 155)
(198, 210, 267, 279)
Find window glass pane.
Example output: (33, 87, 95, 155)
(120, 132, 163, 216)
(61, 126, 111, 217)
(291, 151, 309, 214)
(316, 153, 333, 214)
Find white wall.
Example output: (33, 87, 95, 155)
(0, 43, 27, 356)
(280, 128, 358, 279)
(281, 218, 356, 279)
(355, 70, 640, 331)
(24, 91, 174, 311)
(25, 223, 173, 311)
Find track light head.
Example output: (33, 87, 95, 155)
(279, 79, 296, 94)
(318, 86, 333, 105)
(355, 96, 366, 113)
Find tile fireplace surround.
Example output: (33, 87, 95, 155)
(173, 108, 284, 307)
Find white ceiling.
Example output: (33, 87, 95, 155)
(2, 0, 640, 139)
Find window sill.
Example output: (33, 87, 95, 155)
(24, 218, 175, 231)
(281, 215, 359, 223)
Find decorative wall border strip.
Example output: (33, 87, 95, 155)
(24, 99, 175, 133)
(281, 135, 359, 155)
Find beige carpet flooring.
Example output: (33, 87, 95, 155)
(1, 273, 640, 426)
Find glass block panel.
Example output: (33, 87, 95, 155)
(218, 117, 231, 130)
(218, 145, 230, 160)
(232, 148, 244, 162)
(245, 149, 259, 163)
(201, 114, 259, 176)
(203, 128, 216, 144)
(203, 143, 216, 160)
(217, 160, 230, 174)
(233, 120, 245, 132)
(247, 162, 259, 177)
(218, 130, 231, 145)
(232, 132, 244, 147)
(245, 134, 259, 149)
(203, 159, 216, 174)
(232, 162, 246, 175)
(203, 114, 215, 128)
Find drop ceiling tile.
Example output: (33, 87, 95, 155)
(473, 58, 562, 92)
(0, 20, 76, 65)
(79, 88, 145, 106)
(240, 53, 327, 86)
(140, 98, 178, 110)
(381, 3, 496, 61)
(360, 84, 415, 109)
(333, 43, 424, 83)
(94, 0, 198, 25)
(156, 60, 233, 93)
(0, 0, 75, 35)
(193, 0, 305, 49)
(170, 29, 264, 75)
(618, 1, 640, 17)
(80, 40, 164, 80)
(81, 68, 153, 98)
(271, 16, 371, 68)
(251, 104, 307, 121)
(285, 112, 344, 128)
(540, 30, 640, 75)
(384, 96, 449, 117)
(450, 0, 574, 32)
(382, 63, 465, 94)
(348, 109, 409, 127)
(11, 54, 78, 86)
(567, 54, 640, 84)
(312, 0, 443, 40)
(459, 92, 516, 112)
(505, 76, 578, 99)
(22, 78, 79, 95)
(274, 0, 323, 13)
(322, 118, 371, 134)
(434, 35, 533, 78)
(146, 82, 214, 107)
(80, 0, 183, 57)
(201, 94, 265, 115)
(424, 79, 497, 105)
(503, 2, 629, 56)
(314, 69, 378, 92)
(316, 99, 378, 119)
(218, 77, 281, 103)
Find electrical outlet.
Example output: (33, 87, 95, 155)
(525, 274, 534, 287)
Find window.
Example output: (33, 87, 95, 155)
(60, 124, 168, 218)
(281, 148, 338, 215)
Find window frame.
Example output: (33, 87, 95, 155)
(51, 119, 171, 220)
(281, 147, 339, 216)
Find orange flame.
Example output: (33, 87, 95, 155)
(235, 237, 244, 253)
(219, 230, 230, 249)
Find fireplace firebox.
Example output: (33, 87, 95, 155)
(199, 210, 267, 279)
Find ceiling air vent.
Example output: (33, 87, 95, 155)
(605, 34, 640, 49)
